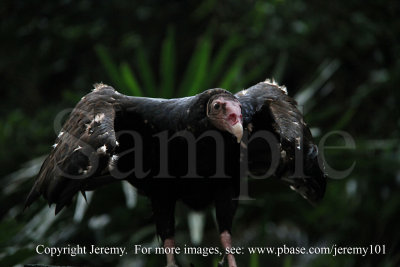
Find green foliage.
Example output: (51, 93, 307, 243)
(177, 35, 212, 97)
(249, 253, 260, 267)
(160, 26, 176, 98)
(1, 0, 400, 267)
(94, 29, 256, 99)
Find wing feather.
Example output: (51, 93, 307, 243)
(236, 81, 326, 203)
(25, 85, 120, 213)
(25, 85, 225, 212)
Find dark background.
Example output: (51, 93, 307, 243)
(1, 1, 399, 266)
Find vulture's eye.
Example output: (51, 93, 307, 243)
(214, 103, 220, 110)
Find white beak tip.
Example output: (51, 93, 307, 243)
(231, 123, 243, 143)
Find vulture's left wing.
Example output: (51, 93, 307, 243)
(236, 81, 326, 203)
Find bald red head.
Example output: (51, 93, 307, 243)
(207, 95, 243, 143)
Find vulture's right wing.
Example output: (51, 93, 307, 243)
(25, 84, 124, 213)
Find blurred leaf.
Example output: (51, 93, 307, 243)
(3, 156, 45, 196)
(188, 211, 205, 245)
(178, 37, 212, 96)
(249, 253, 260, 267)
(122, 181, 137, 209)
(0, 220, 23, 247)
(95, 45, 125, 90)
(271, 51, 288, 83)
(135, 46, 157, 96)
(218, 54, 248, 90)
(193, 0, 217, 19)
(241, 58, 272, 87)
(0, 247, 36, 267)
(120, 62, 143, 96)
(283, 256, 292, 267)
(73, 191, 94, 223)
(206, 35, 243, 88)
(160, 27, 176, 98)
(333, 82, 378, 130)
(20, 206, 58, 241)
(295, 59, 340, 108)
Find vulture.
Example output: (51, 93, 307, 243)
(25, 80, 326, 267)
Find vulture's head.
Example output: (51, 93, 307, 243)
(206, 92, 243, 143)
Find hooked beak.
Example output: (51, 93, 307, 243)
(230, 122, 243, 143)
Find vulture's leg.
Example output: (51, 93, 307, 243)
(218, 231, 237, 267)
(151, 196, 178, 267)
(164, 237, 177, 267)
(215, 188, 238, 267)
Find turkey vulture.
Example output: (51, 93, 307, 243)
(25, 80, 326, 267)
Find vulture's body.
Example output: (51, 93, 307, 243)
(25, 81, 326, 267)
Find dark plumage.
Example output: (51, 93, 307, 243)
(25, 81, 326, 267)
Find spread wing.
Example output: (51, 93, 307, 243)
(24, 84, 227, 213)
(25, 84, 122, 213)
(236, 81, 326, 203)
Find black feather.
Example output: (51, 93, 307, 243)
(236, 81, 326, 203)
(25, 81, 326, 261)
